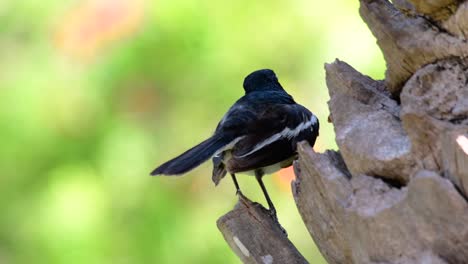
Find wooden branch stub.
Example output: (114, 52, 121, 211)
(217, 194, 308, 264)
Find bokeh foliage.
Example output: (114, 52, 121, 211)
(0, 0, 384, 263)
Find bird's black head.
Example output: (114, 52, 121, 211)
(243, 69, 284, 94)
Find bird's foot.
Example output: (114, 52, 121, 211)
(268, 208, 277, 220)
(268, 208, 287, 236)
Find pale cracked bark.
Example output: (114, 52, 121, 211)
(217, 194, 308, 264)
(218, 0, 468, 263)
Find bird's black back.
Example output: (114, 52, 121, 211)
(215, 90, 295, 135)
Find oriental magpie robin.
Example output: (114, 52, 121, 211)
(151, 69, 319, 221)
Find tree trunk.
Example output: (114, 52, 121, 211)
(219, 0, 468, 263)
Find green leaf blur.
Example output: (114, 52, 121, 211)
(0, 0, 384, 263)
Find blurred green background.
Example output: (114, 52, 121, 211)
(0, 0, 385, 263)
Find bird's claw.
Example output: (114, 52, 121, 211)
(268, 208, 287, 235)
(268, 208, 277, 218)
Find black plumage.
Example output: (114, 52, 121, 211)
(151, 69, 319, 220)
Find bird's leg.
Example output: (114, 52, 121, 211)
(255, 170, 286, 234)
(230, 173, 242, 195)
(254, 170, 277, 219)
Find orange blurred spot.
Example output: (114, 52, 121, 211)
(274, 143, 322, 193)
(118, 81, 159, 118)
(55, 0, 144, 59)
(275, 166, 295, 193)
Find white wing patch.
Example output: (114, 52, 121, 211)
(237, 114, 317, 158)
(214, 136, 245, 156)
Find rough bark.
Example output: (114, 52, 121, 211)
(218, 0, 468, 263)
(217, 194, 308, 264)
(292, 0, 468, 263)
(359, 0, 468, 95)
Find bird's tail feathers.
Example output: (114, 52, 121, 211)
(212, 154, 227, 186)
(151, 134, 230, 176)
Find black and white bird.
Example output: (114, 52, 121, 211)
(151, 69, 319, 220)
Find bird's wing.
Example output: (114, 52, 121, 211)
(230, 103, 317, 158)
(215, 90, 295, 135)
